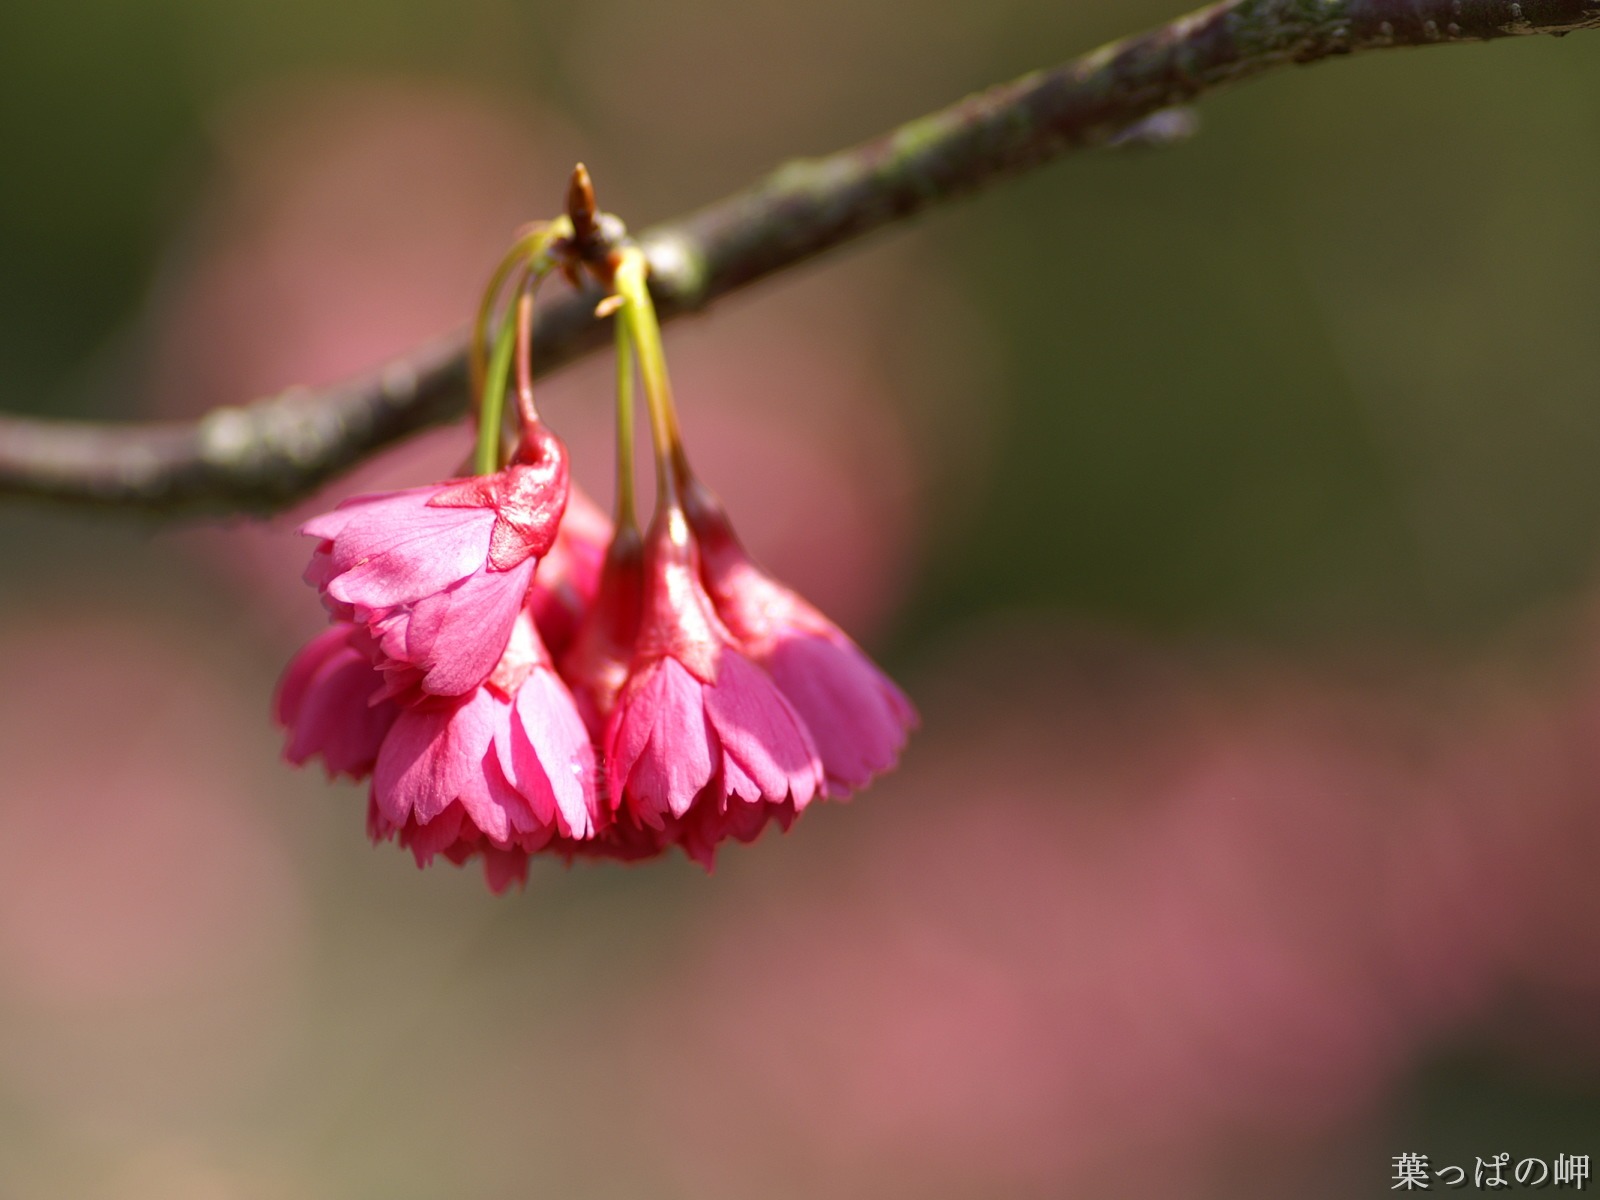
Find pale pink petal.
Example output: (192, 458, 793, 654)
(298, 484, 443, 542)
(326, 503, 496, 608)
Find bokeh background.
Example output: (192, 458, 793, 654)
(3, 1, 1600, 1196)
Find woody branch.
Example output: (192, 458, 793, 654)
(2, 0, 1597, 514)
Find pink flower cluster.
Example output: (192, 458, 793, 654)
(276, 428, 914, 891)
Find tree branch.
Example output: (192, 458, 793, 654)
(4, 0, 1596, 514)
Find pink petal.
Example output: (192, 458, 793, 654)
(299, 485, 442, 542)
(276, 625, 398, 779)
(366, 793, 396, 842)
(301, 544, 340, 595)
(524, 672, 601, 838)
(274, 625, 350, 728)
(506, 669, 599, 839)
(705, 652, 822, 808)
(446, 696, 518, 843)
(480, 846, 530, 894)
(287, 644, 399, 779)
(401, 801, 467, 863)
(679, 796, 795, 870)
(372, 692, 497, 826)
(765, 634, 915, 793)
(607, 658, 717, 825)
(370, 558, 535, 696)
(483, 443, 570, 570)
(326, 501, 497, 609)
(484, 750, 557, 850)
(528, 485, 611, 657)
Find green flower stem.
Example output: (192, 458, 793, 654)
(473, 293, 522, 477)
(613, 311, 639, 532)
(614, 247, 684, 504)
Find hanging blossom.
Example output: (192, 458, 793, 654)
(301, 420, 570, 698)
(275, 167, 915, 890)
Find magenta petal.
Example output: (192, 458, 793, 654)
(289, 647, 399, 779)
(765, 634, 914, 793)
(276, 625, 398, 780)
(608, 658, 717, 824)
(705, 652, 822, 808)
(274, 625, 349, 728)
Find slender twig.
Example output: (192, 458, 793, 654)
(2, 0, 1596, 514)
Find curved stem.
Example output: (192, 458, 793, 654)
(471, 225, 549, 403)
(471, 218, 574, 409)
(613, 313, 638, 533)
(473, 284, 523, 476)
(513, 273, 541, 432)
(614, 247, 683, 505)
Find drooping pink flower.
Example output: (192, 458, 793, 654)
(603, 506, 824, 859)
(681, 478, 916, 795)
(368, 610, 601, 891)
(300, 424, 571, 697)
(274, 622, 400, 779)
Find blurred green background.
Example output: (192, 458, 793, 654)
(3, 1, 1600, 1197)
